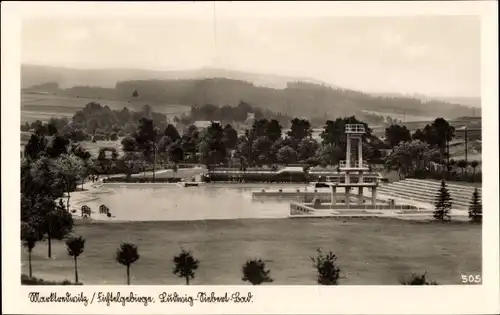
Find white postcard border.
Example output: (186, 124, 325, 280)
(2, 1, 499, 314)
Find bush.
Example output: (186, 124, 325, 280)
(21, 274, 83, 285)
(310, 249, 341, 285)
(399, 272, 438, 285)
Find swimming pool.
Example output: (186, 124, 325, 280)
(78, 184, 306, 221)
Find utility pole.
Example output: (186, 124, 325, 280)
(446, 130, 450, 178)
(465, 126, 468, 164)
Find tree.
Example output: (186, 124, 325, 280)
(47, 123, 58, 136)
(24, 133, 48, 160)
(168, 142, 184, 164)
(116, 242, 140, 285)
(172, 249, 200, 285)
(65, 235, 85, 283)
(400, 272, 438, 285)
(111, 149, 119, 161)
(434, 180, 452, 221)
(276, 145, 298, 165)
(134, 117, 159, 156)
(251, 136, 274, 166)
(470, 160, 479, 179)
(310, 249, 340, 285)
(266, 119, 283, 143)
(287, 118, 312, 148)
(132, 89, 139, 98)
(43, 200, 74, 258)
(412, 128, 425, 141)
(45, 135, 70, 158)
(181, 125, 200, 163)
(26, 156, 65, 199)
(134, 117, 161, 180)
(385, 124, 412, 147)
(52, 154, 85, 210)
(109, 132, 118, 141)
(164, 124, 181, 143)
(316, 143, 343, 166)
(222, 124, 239, 150)
(384, 141, 430, 179)
(468, 188, 482, 223)
(21, 223, 39, 278)
(241, 259, 273, 285)
(249, 119, 270, 140)
(198, 122, 227, 167)
(457, 159, 467, 175)
(297, 138, 319, 162)
(420, 118, 455, 151)
(121, 136, 137, 152)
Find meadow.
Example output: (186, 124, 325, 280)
(22, 217, 481, 285)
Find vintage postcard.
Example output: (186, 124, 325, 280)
(2, 1, 499, 314)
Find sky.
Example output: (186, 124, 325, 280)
(21, 15, 481, 97)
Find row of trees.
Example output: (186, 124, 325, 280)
(384, 118, 481, 182)
(433, 181, 482, 222)
(118, 115, 386, 178)
(21, 101, 293, 143)
(183, 101, 292, 127)
(22, 126, 97, 257)
(22, 235, 436, 286)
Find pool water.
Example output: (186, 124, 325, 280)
(80, 184, 299, 221)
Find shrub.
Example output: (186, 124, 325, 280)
(241, 259, 273, 285)
(21, 274, 82, 285)
(310, 249, 341, 285)
(400, 272, 438, 285)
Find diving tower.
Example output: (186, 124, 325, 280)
(327, 124, 379, 207)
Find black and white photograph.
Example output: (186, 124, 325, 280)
(2, 1, 499, 314)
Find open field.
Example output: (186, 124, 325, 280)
(79, 140, 124, 158)
(22, 217, 481, 285)
(21, 93, 191, 123)
(20, 135, 124, 158)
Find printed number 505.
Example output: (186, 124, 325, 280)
(461, 275, 482, 284)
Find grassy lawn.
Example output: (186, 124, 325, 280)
(22, 217, 481, 285)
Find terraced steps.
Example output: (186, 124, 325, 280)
(403, 178, 481, 193)
(378, 178, 480, 209)
(378, 185, 470, 207)
(380, 183, 472, 206)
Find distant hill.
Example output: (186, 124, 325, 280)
(22, 64, 478, 120)
(21, 64, 330, 90)
(373, 92, 481, 109)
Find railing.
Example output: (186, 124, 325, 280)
(345, 124, 365, 133)
(339, 160, 369, 169)
(290, 202, 315, 215)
